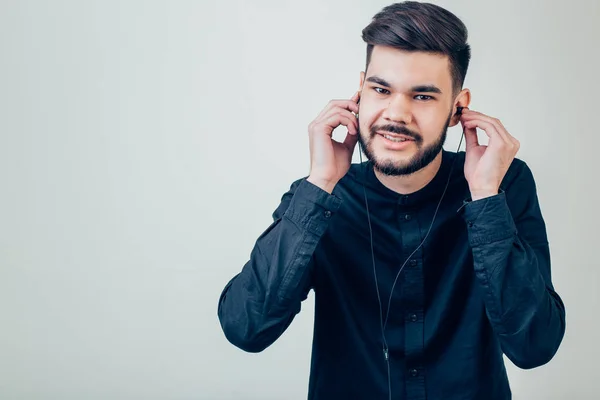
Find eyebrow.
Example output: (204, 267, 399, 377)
(365, 76, 443, 94)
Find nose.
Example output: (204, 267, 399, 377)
(382, 95, 413, 125)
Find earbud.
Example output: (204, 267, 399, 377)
(455, 106, 464, 116)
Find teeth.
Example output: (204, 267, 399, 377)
(384, 134, 407, 143)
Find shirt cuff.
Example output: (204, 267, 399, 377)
(461, 191, 518, 247)
(283, 178, 342, 236)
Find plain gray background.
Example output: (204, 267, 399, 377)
(1, 0, 599, 399)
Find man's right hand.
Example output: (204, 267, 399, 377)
(306, 91, 361, 194)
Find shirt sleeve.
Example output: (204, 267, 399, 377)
(461, 160, 566, 369)
(217, 178, 342, 352)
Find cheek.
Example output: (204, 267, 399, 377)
(416, 111, 439, 127)
(416, 112, 448, 137)
(357, 116, 373, 136)
(357, 108, 380, 133)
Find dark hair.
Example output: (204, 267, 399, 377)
(362, 1, 471, 93)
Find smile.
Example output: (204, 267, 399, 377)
(378, 132, 415, 143)
(383, 134, 410, 142)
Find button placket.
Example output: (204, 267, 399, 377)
(398, 203, 426, 396)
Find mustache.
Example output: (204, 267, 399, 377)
(370, 124, 423, 142)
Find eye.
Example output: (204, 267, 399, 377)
(373, 87, 390, 95)
(415, 95, 434, 101)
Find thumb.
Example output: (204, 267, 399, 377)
(462, 123, 479, 150)
(343, 129, 359, 152)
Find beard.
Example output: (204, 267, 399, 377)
(357, 111, 452, 176)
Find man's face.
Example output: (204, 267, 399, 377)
(357, 46, 458, 176)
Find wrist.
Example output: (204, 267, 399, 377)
(469, 188, 499, 201)
(307, 176, 337, 194)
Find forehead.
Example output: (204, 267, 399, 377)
(367, 45, 453, 92)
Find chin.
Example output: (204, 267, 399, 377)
(373, 157, 414, 172)
(371, 151, 415, 171)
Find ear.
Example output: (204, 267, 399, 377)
(359, 71, 365, 97)
(449, 88, 471, 127)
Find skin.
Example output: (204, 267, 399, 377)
(307, 45, 520, 201)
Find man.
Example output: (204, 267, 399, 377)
(217, 2, 566, 399)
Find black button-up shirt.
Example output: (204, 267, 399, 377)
(217, 150, 566, 399)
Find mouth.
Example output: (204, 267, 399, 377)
(377, 132, 415, 143)
(375, 131, 417, 151)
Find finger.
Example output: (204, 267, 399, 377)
(319, 110, 359, 134)
(489, 119, 519, 147)
(463, 111, 520, 150)
(321, 114, 357, 137)
(463, 117, 520, 154)
(316, 98, 360, 120)
(335, 109, 359, 134)
(342, 129, 359, 152)
(462, 123, 479, 150)
(462, 119, 504, 148)
(461, 111, 510, 144)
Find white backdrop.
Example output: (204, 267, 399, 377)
(1, 0, 599, 399)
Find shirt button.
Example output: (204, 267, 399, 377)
(404, 214, 411, 221)
(409, 260, 418, 267)
(409, 314, 418, 322)
(324, 210, 332, 218)
(409, 368, 419, 377)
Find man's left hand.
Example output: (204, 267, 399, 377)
(460, 108, 520, 201)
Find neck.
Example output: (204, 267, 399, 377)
(373, 151, 443, 195)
